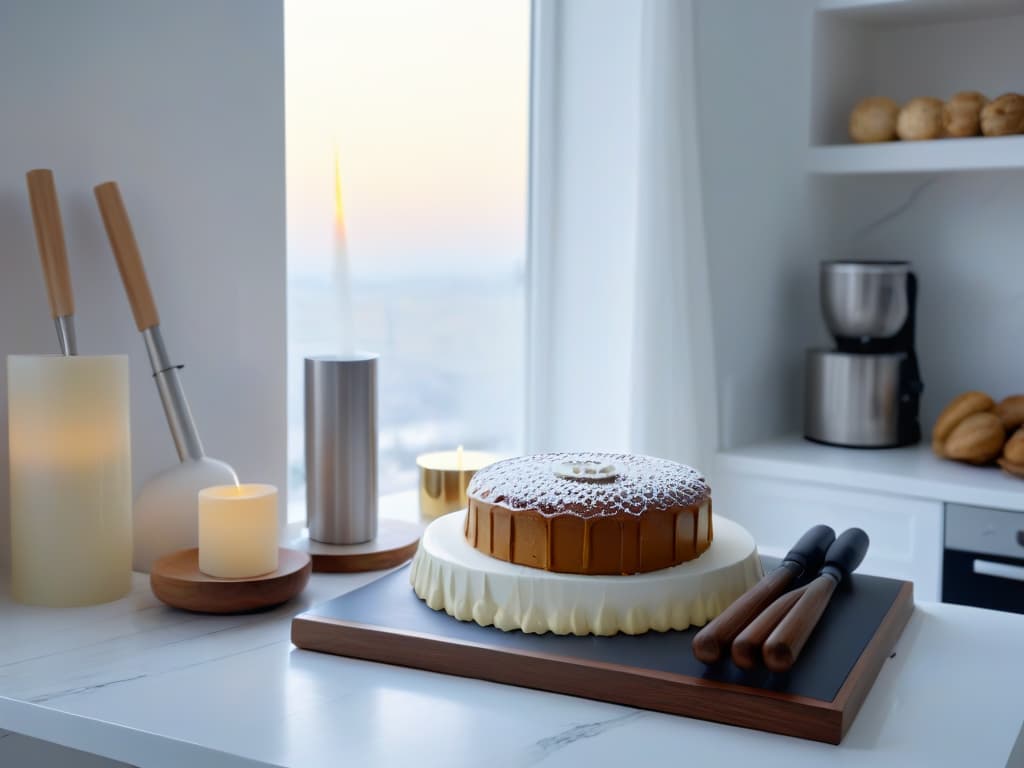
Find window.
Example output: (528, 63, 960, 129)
(285, 0, 530, 516)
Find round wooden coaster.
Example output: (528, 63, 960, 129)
(150, 547, 312, 614)
(289, 518, 422, 573)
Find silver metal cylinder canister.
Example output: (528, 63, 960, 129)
(804, 350, 905, 447)
(305, 354, 378, 544)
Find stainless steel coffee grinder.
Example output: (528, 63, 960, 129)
(805, 261, 923, 448)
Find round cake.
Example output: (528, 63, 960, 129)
(463, 452, 712, 575)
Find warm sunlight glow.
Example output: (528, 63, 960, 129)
(333, 146, 347, 245)
(285, 0, 528, 278)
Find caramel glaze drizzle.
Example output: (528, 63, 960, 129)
(692, 505, 699, 557)
(545, 516, 552, 570)
(465, 498, 710, 575)
(582, 517, 590, 570)
(671, 507, 678, 562)
(508, 514, 515, 563)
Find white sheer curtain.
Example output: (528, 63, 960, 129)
(629, 0, 718, 471)
(526, 0, 718, 470)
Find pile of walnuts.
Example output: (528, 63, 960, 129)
(849, 92, 1024, 143)
(932, 393, 1024, 478)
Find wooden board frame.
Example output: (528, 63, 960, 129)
(292, 580, 913, 744)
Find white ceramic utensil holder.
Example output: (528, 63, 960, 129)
(7, 354, 133, 607)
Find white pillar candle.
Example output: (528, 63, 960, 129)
(7, 354, 132, 607)
(198, 484, 279, 578)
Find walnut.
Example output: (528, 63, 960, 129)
(849, 97, 899, 143)
(980, 93, 1024, 136)
(932, 391, 995, 457)
(942, 91, 988, 137)
(896, 97, 944, 141)
(994, 395, 1024, 431)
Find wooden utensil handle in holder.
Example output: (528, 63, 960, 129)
(94, 181, 159, 331)
(692, 564, 796, 663)
(763, 576, 838, 673)
(26, 169, 74, 318)
(731, 584, 806, 670)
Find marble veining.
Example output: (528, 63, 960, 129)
(528, 711, 648, 764)
(850, 176, 938, 242)
(30, 675, 149, 704)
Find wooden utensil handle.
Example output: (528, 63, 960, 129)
(762, 575, 838, 673)
(692, 564, 797, 663)
(26, 169, 74, 318)
(731, 584, 806, 670)
(94, 181, 159, 331)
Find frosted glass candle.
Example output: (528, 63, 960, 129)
(7, 354, 132, 607)
(198, 484, 279, 578)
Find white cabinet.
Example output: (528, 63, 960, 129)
(714, 470, 943, 600)
(714, 435, 1024, 603)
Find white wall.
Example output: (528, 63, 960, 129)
(694, 0, 825, 451)
(0, 0, 286, 566)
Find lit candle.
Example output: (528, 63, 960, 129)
(8, 355, 132, 607)
(417, 447, 499, 520)
(198, 484, 279, 578)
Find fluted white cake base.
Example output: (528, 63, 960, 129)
(410, 512, 763, 636)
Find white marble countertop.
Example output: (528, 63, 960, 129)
(1, 494, 1023, 768)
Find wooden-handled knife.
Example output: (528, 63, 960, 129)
(761, 528, 870, 673)
(26, 169, 77, 355)
(692, 524, 835, 664)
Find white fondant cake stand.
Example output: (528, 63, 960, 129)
(410, 512, 763, 636)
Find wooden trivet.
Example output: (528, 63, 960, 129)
(288, 518, 422, 573)
(151, 547, 311, 613)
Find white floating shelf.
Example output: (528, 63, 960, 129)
(808, 136, 1024, 174)
(717, 434, 1024, 513)
(818, 0, 1024, 24)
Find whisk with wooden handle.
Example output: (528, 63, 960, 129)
(26, 169, 77, 355)
(94, 181, 237, 573)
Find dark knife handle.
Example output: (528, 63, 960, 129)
(822, 527, 870, 581)
(784, 524, 836, 575)
(692, 563, 798, 664)
(731, 584, 806, 670)
(762, 575, 838, 672)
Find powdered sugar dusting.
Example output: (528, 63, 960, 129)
(467, 452, 710, 518)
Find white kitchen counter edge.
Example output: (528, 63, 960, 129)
(0, 696, 273, 768)
(716, 434, 1024, 512)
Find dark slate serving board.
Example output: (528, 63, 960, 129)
(292, 559, 913, 744)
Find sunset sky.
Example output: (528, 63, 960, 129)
(285, 0, 530, 277)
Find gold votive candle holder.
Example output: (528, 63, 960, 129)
(417, 448, 499, 520)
